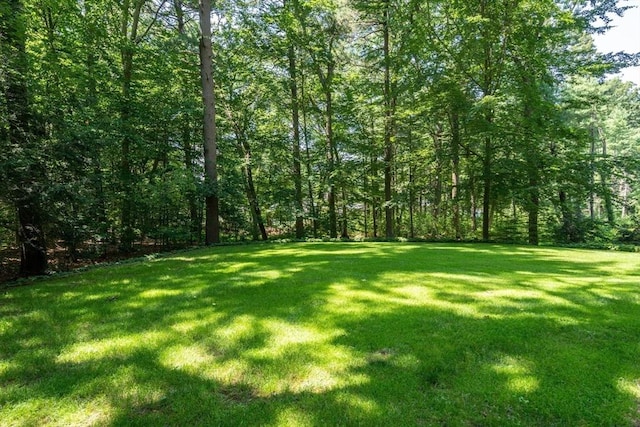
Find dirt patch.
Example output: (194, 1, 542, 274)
(367, 348, 396, 365)
(218, 383, 258, 404)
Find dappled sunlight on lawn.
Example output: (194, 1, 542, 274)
(161, 312, 366, 398)
(491, 355, 539, 394)
(2, 243, 640, 425)
(161, 343, 218, 373)
(618, 378, 640, 402)
(138, 288, 183, 299)
(56, 331, 171, 364)
(2, 395, 115, 427)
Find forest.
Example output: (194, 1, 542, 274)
(1, 0, 640, 277)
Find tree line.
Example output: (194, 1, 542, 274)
(1, 0, 639, 276)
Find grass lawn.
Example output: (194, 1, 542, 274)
(1, 243, 640, 426)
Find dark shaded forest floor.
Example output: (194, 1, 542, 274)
(0, 243, 190, 285)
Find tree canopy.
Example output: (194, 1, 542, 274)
(1, 0, 639, 276)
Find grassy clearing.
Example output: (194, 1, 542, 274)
(1, 242, 640, 426)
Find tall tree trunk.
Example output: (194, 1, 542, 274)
(383, 0, 394, 238)
(3, 0, 48, 276)
(119, 0, 134, 249)
(293, 1, 337, 238)
(304, 123, 318, 239)
(341, 187, 349, 239)
(371, 153, 379, 238)
(174, 0, 201, 242)
(244, 163, 268, 241)
(174, 0, 185, 33)
(363, 155, 369, 237)
(470, 172, 478, 234)
(325, 79, 338, 238)
(331, 142, 348, 239)
(408, 127, 415, 239)
(482, 132, 492, 241)
(119, 0, 144, 251)
(450, 109, 461, 240)
(478, 0, 500, 242)
(598, 131, 615, 224)
(523, 101, 540, 246)
(301, 71, 318, 238)
(620, 180, 629, 218)
(17, 205, 48, 276)
(199, 0, 220, 244)
(286, 12, 304, 239)
(589, 123, 596, 221)
(432, 127, 443, 230)
(232, 125, 268, 241)
(527, 174, 540, 245)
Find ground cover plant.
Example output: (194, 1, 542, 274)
(1, 242, 640, 426)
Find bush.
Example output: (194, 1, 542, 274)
(616, 217, 640, 244)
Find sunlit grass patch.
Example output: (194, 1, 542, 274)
(1, 242, 640, 425)
(491, 355, 539, 394)
(56, 331, 170, 364)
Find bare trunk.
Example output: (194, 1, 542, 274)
(233, 126, 268, 241)
(479, 0, 497, 242)
(363, 155, 369, 237)
(620, 180, 629, 218)
(341, 187, 349, 239)
(245, 164, 268, 241)
(174, 0, 185, 33)
(432, 128, 443, 228)
(409, 166, 415, 239)
(301, 71, 318, 238)
(599, 133, 614, 224)
(524, 103, 540, 246)
(527, 173, 540, 246)
(326, 83, 337, 238)
(589, 124, 596, 221)
(450, 109, 461, 239)
(371, 154, 379, 238)
(287, 22, 304, 239)
(471, 173, 478, 234)
(482, 134, 492, 241)
(383, 0, 394, 238)
(199, 0, 220, 244)
(408, 123, 415, 239)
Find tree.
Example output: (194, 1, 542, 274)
(2, 0, 640, 274)
(118, 0, 145, 250)
(283, 0, 306, 239)
(560, 76, 640, 232)
(381, 0, 395, 238)
(506, 0, 574, 245)
(0, 0, 48, 275)
(292, 0, 346, 238)
(199, 0, 220, 244)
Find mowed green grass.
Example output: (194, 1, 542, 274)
(1, 243, 640, 426)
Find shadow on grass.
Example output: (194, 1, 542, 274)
(1, 243, 640, 425)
